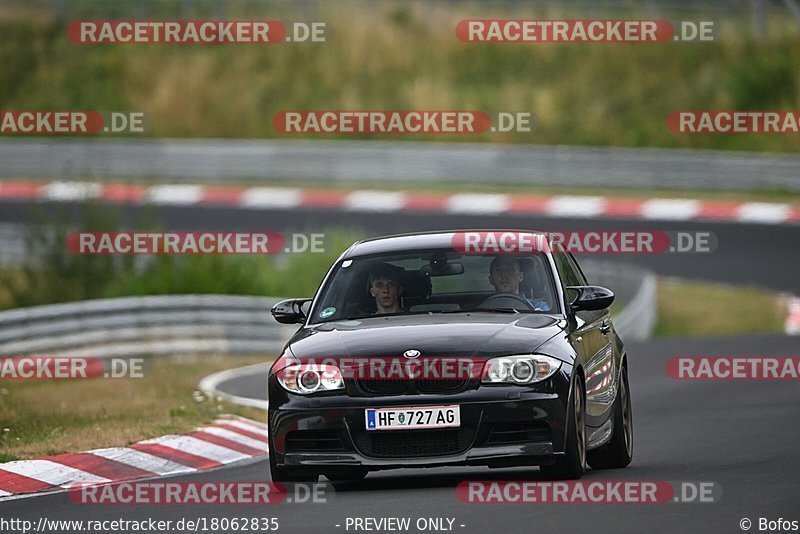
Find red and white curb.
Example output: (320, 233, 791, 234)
(1, 180, 799, 225)
(0, 416, 267, 501)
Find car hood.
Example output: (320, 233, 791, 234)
(282, 313, 567, 362)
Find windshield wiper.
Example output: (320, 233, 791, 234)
(443, 308, 523, 314)
(343, 311, 409, 320)
(340, 308, 533, 320)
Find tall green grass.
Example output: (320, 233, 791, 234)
(0, 3, 798, 151)
(0, 203, 364, 309)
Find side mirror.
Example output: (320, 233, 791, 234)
(271, 298, 312, 324)
(566, 286, 615, 312)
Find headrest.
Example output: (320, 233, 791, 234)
(402, 271, 432, 299)
(518, 258, 542, 293)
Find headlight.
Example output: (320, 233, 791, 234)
(481, 355, 561, 385)
(277, 364, 344, 394)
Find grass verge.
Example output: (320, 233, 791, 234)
(0, 211, 365, 311)
(1, 4, 799, 152)
(0, 355, 269, 461)
(654, 277, 787, 337)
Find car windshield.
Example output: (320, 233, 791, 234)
(310, 249, 559, 323)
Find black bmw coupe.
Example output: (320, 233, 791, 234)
(268, 231, 633, 481)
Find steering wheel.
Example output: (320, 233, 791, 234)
(478, 293, 535, 310)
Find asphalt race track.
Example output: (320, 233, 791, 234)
(1, 201, 798, 533)
(0, 199, 798, 293)
(2, 334, 799, 533)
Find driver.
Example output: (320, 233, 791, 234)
(488, 255, 551, 311)
(368, 263, 404, 315)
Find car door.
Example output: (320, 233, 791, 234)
(553, 247, 615, 426)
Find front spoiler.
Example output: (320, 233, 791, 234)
(282, 442, 558, 471)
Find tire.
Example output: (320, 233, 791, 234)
(540, 375, 586, 480)
(587, 365, 633, 469)
(268, 447, 319, 483)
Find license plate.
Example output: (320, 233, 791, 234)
(365, 405, 460, 431)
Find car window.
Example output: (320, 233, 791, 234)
(430, 255, 495, 293)
(552, 245, 583, 288)
(566, 252, 589, 285)
(309, 249, 560, 322)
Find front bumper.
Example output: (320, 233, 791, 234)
(268, 382, 569, 472)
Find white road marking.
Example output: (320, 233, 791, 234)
(240, 187, 302, 209)
(640, 199, 700, 220)
(88, 447, 196, 476)
(738, 202, 791, 224)
(214, 418, 268, 435)
(785, 296, 800, 336)
(232, 416, 268, 429)
(199, 365, 271, 411)
(445, 194, 509, 214)
(146, 185, 204, 205)
(546, 196, 605, 218)
(42, 181, 102, 201)
(0, 460, 109, 487)
(345, 190, 407, 212)
(139, 435, 250, 463)
(197, 427, 269, 452)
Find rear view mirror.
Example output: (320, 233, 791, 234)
(271, 298, 312, 324)
(566, 286, 615, 311)
(420, 263, 464, 276)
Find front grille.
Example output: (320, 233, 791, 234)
(486, 422, 551, 445)
(356, 378, 407, 395)
(417, 378, 469, 394)
(352, 427, 475, 458)
(285, 430, 346, 452)
(355, 378, 471, 396)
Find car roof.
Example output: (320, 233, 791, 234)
(342, 229, 551, 258)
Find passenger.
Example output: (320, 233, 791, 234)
(368, 263, 404, 314)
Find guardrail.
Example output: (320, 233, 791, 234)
(0, 295, 299, 358)
(0, 261, 656, 359)
(2, 139, 799, 191)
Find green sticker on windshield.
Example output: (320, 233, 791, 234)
(320, 307, 336, 319)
